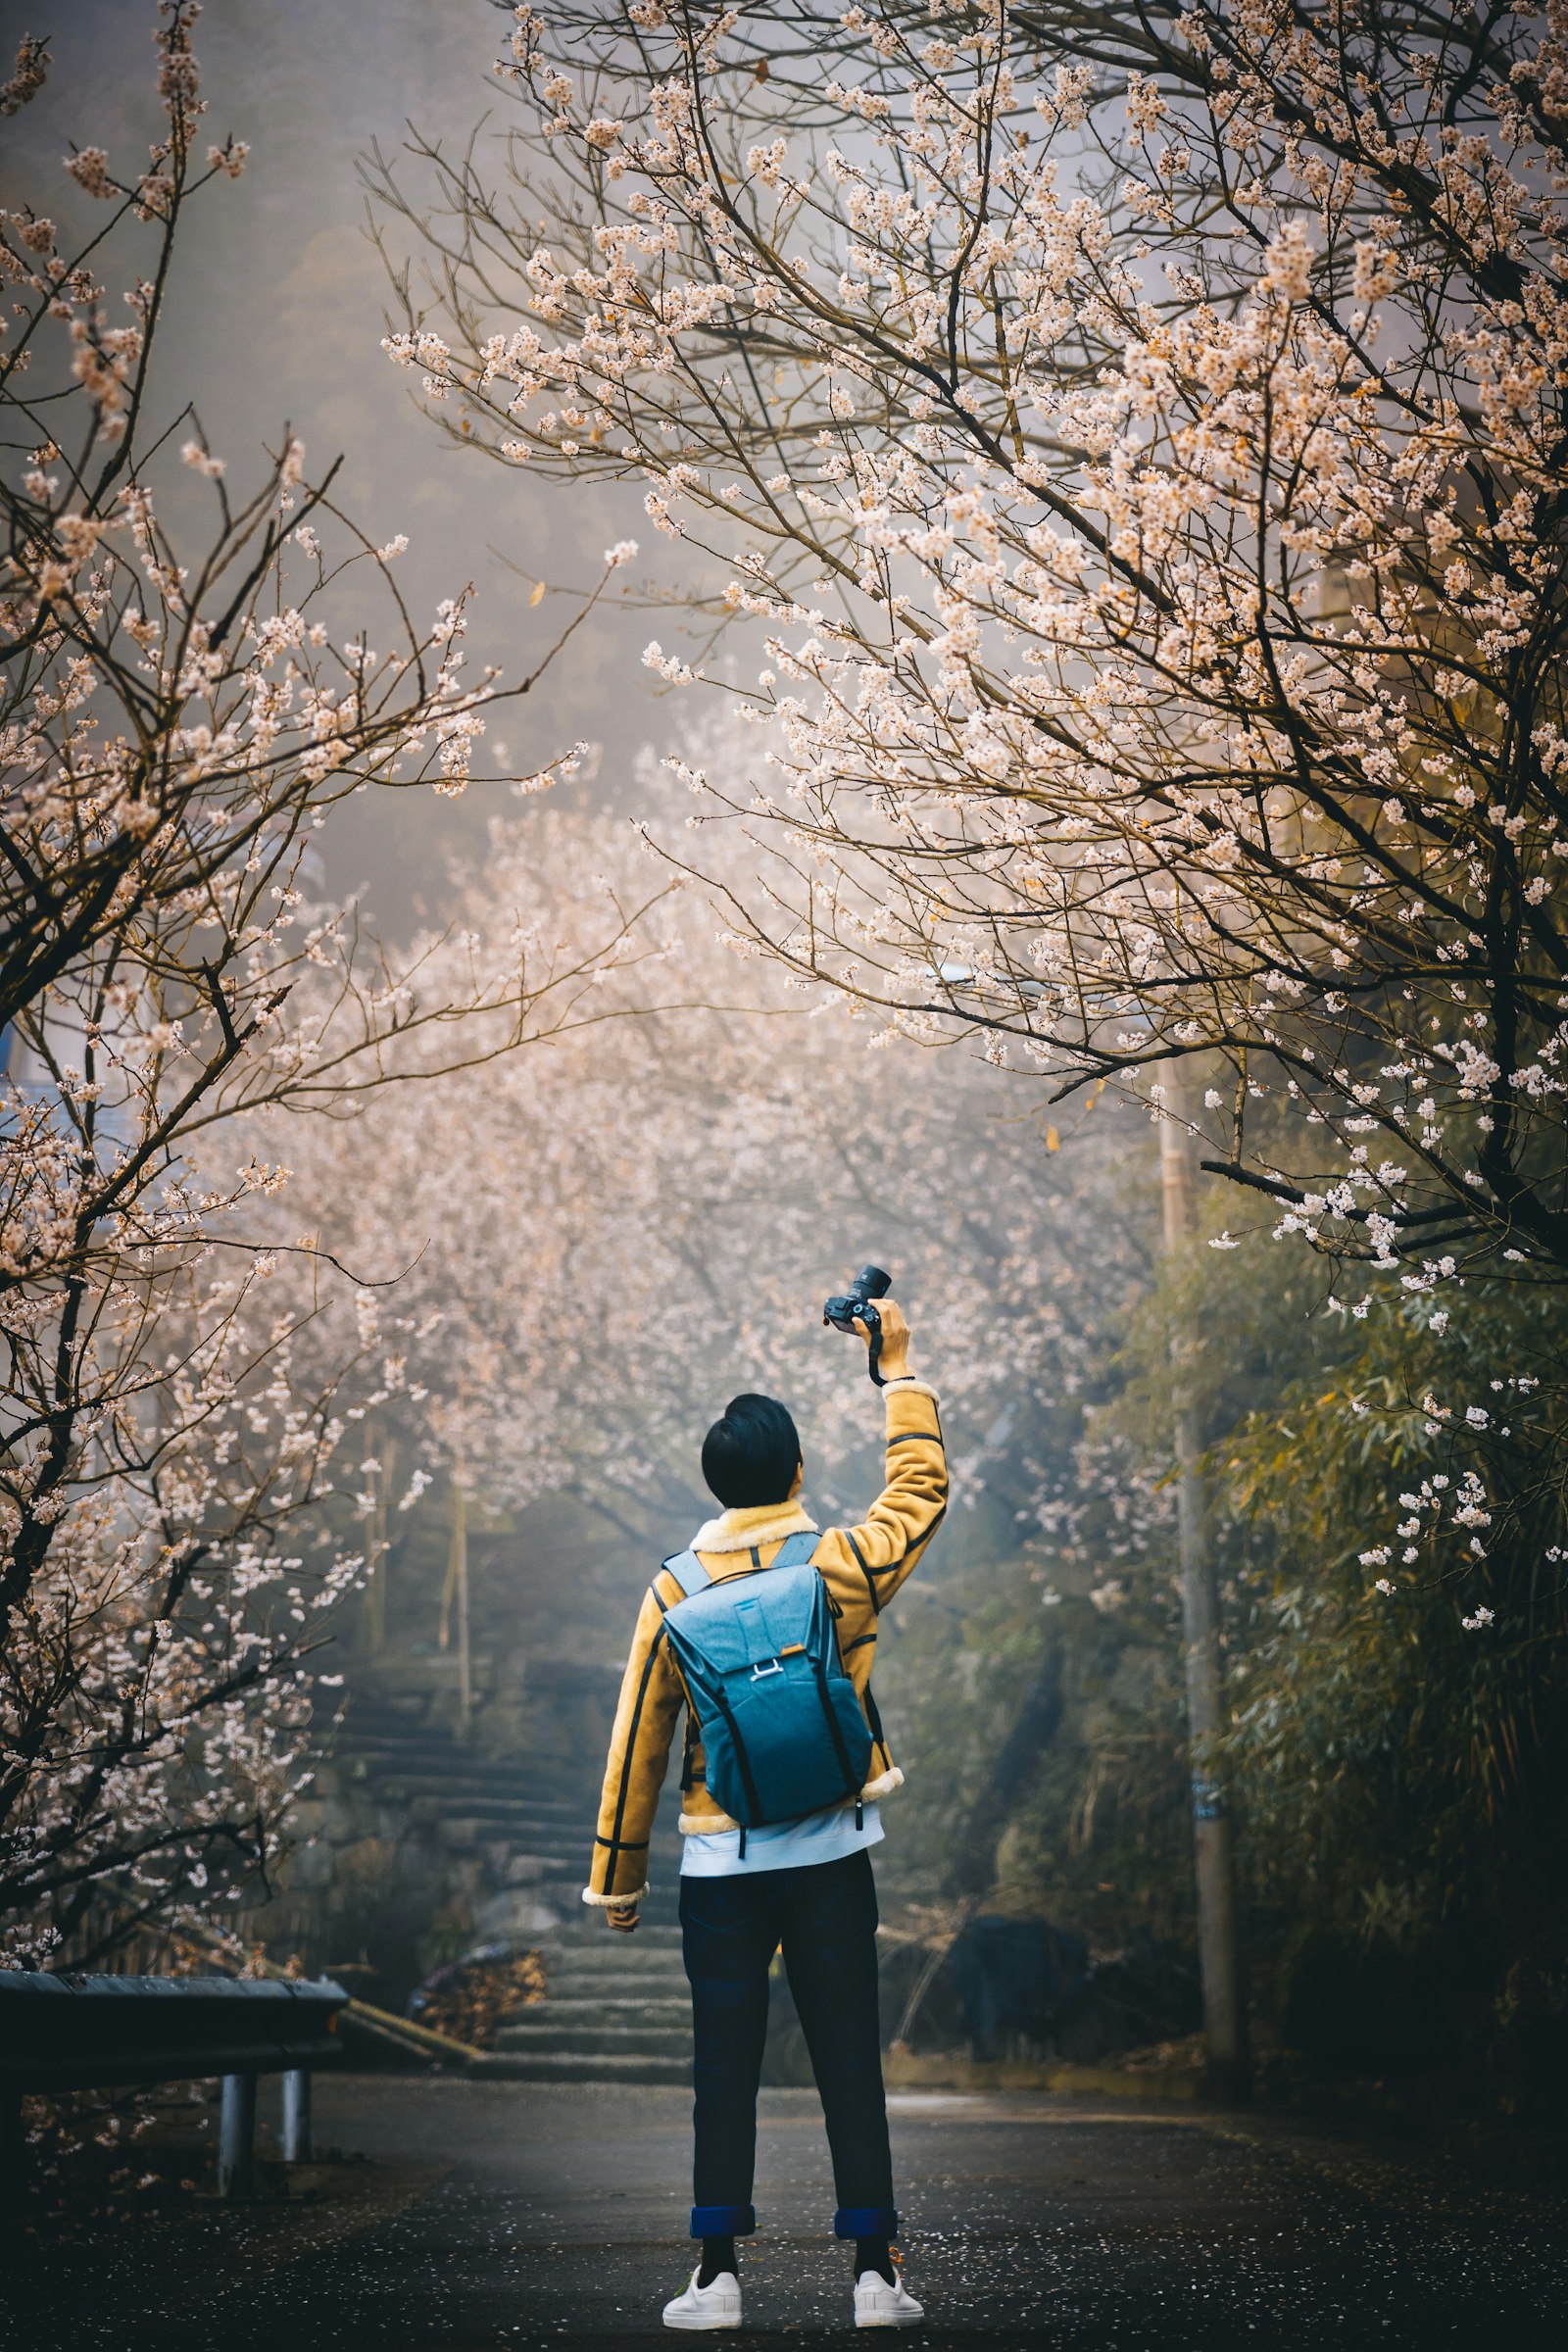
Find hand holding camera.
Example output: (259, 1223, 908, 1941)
(862, 1295, 910, 1383)
(822, 1264, 911, 1386)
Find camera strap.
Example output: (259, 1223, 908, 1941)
(862, 1305, 887, 1388)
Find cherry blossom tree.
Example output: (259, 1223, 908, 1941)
(274, 775, 1154, 1573)
(0, 8, 645, 1966)
(371, 0, 1568, 1291)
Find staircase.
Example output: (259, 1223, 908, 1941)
(332, 1698, 584, 1906)
(324, 1687, 693, 2083)
(483, 1925, 692, 2083)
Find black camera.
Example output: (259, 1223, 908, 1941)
(823, 1264, 894, 1386)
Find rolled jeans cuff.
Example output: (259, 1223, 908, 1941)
(834, 2205, 899, 2239)
(690, 2203, 756, 2238)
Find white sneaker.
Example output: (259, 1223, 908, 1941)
(662, 2266, 742, 2331)
(854, 2270, 924, 2328)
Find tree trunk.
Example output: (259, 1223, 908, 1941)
(1159, 1076, 1250, 2100)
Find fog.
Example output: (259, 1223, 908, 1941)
(0, 0, 663, 928)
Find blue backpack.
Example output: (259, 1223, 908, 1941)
(662, 1530, 874, 1839)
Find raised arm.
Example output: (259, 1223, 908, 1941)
(814, 1297, 947, 1625)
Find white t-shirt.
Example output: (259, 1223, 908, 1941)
(679, 1800, 883, 1879)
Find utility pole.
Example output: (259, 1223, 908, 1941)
(455, 1474, 471, 1736)
(1158, 1072, 1250, 2100)
(439, 1472, 472, 1738)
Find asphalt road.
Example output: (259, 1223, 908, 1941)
(13, 2077, 1568, 2352)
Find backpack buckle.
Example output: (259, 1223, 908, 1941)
(750, 1657, 784, 1682)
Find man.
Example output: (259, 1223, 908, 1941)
(583, 1295, 947, 2331)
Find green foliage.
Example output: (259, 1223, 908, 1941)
(1018, 1184, 1568, 2097)
(874, 1529, 1196, 1945)
(1216, 1271, 1568, 2082)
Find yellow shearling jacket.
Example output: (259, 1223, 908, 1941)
(583, 1378, 948, 1907)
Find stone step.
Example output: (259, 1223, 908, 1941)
(481, 1840, 586, 1864)
(343, 1749, 570, 1778)
(544, 1939, 684, 1960)
(545, 1939, 687, 1965)
(395, 1817, 586, 1851)
(374, 1781, 574, 1813)
(404, 1802, 582, 1840)
(338, 1760, 584, 1814)
(479, 1857, 582, 1887)
(472, 1803, 587, 1823)
(517, 1990, 688, 2018)
(543, 1953, 688, 1982)
(544, 1984, 688, 2012)
(545, 1952, 688, 1978)
(544, 1927, 683, 1952)
(345, 1750, 581, 1788)
(471, 1837, 577, 1857)
(471, 1826, 587, 1851)
(416, 1844, 580, 1874)
(512, 1996, 691, 2025)
(423, 1829, 580, 1870)
(471, 2049, 690, 2084)
(351, 1762, 574, 1792)
(545, 1929, 686, 1947)
(355, 1789, 571, 1823)
(339, 1761, 653, 1837)
(479, 1830, 591, 1853)
(493, 2021, 693, 2058)
(544, 1942, 685, 1967)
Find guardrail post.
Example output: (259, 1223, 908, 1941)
(1, 2087, 24, 2212)
(280, 2067, 313, 2163)
(218, 2072, 257, 2197)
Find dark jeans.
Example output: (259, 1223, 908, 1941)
(679, 1849, 897, 2241)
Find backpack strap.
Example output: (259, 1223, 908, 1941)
(662, 1547, 711, 1599)
(766, 1530, 821, 1571)
(666, 1531, 818, 1597)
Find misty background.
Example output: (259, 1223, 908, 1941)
(0, 0, 665, 929)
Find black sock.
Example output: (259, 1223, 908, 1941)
(697, 2233, 736, 2287)
(855, 2235, 896, 2285)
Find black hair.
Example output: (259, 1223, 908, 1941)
(701, 1393, 802, 1510)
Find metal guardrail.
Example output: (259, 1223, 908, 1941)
(0, 1967, 347, 2198)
